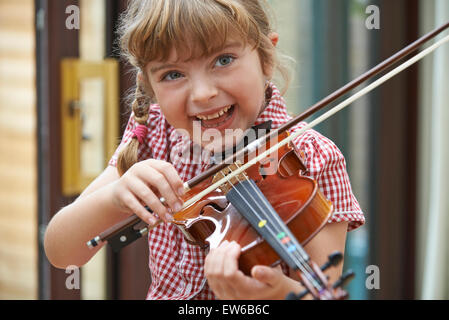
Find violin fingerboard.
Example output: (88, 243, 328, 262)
(226, 179, 309, 270)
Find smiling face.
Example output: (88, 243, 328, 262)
(145, 38, 274, 153)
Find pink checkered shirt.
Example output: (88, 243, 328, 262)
(108, 83, 365, 300)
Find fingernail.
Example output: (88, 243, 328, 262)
(231, 241, 240, 251)
(252, 266, 263, 278)
(165, 213, 173, 222)
(178, 187, 185, 196)
(173, 202, 182, 212)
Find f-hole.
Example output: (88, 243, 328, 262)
(200, 201, 227, 215)
(259, 157, 276, 179)
(278, 150, 306, 178)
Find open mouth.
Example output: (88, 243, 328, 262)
(195, 104, 236, 129)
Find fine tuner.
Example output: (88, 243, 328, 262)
(286, 252, 355, 300)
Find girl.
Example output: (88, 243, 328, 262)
(44, 0, 364, 300)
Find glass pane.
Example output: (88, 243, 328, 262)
(80, 0, 105, 61)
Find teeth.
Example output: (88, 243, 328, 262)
(196, 105, 232, 120)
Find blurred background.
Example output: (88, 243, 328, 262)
(0, 0, 448, 299)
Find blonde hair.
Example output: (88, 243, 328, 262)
(116, 0, 292, 175)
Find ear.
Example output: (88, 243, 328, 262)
(137, 71, 144, 82)
(262, 32, 279, 79)
(269, 32, 279, 47)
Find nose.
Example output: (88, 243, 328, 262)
(189, 75, 218, 106)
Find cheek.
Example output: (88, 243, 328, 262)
(158, 98, 191, 133)
(153, 87, 186, 119)
(233, 69, 266, 111)
(235, 82, 265, 117)
(148, 77, 192, 133)
(161, 104, 188, 127)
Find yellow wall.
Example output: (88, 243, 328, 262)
(0, 0, 37, 299)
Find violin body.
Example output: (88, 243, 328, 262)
(173, 133, 333, 275)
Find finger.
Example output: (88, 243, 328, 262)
(123, 192, 159, 225)
(219, 242, 245, 298)
(205, 241, 234, 298)
(250, 265, 281, 286)
(205, 240, 229, 277)
(138, 167, 182, 213)
(222, 241, 242, 277)
(137, 166, 182, 213)
(129, 177, 171, 221)
(212, 241, 243, 298)
(146, 160, 185, 197)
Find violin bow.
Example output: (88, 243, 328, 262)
(87, 21, 449, 251)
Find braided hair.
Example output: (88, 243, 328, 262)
(116, 73, 151, 176)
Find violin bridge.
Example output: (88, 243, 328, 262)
(212, 161, 248, 194)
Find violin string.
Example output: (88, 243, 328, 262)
(93, 29, 449, 251)
(222, 168, 323, 291)
(227, 175, 322, 292)
(240, 175, 312, 259)
(180, 34, 449, 213)
(233, 169, 323, 290)
(241, 187, 319, 281)
(178, 31, 449, 292)
(231, 167, 315, 267)
(237, 185, 322, 291)
(222, 176, 316, 288)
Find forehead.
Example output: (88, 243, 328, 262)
(173, 39, 243, 61)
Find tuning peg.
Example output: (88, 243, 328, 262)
(320, 251, 343, 272)
(286, 268, 355, 300)
(332, 269, 355, 289)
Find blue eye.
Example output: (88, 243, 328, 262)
(215, 55, 234, 67)
(163, 71, 183, 81)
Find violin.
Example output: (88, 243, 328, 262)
(173, 130, 349, 300)
(87, 22, 449, 300)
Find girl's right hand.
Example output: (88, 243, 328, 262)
(110, 159, 185, 225)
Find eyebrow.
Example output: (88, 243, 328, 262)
(150, 63, 180, 74)
(149, 41, 243, 74)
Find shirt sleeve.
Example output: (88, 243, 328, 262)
(290, 125, 365, 232)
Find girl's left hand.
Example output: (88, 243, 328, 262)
(204, 241, 301, 300)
